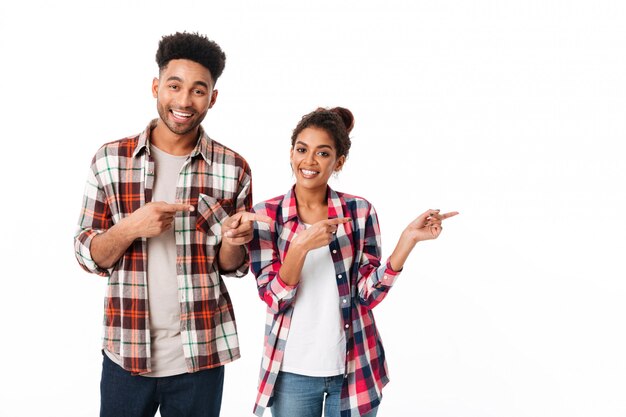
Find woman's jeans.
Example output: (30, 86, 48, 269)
(270, 371, 379, 417)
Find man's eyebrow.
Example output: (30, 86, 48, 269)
(193, 81, 209, 89)
(165, 76, 209, 89)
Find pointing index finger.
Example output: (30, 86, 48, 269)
(163, 203, 195, 213)
(441, 211, 459, 220)
(242, 213, 273, 224)
(326, 217, 352, 225)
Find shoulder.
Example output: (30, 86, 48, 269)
(90, 134, 141, 165)
(207, 137, 250, 171)
(335, 190, 376, 214)
(252, 194, 285, 216)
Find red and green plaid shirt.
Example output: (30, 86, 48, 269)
(249, 186, 401, 417)
(74, 120, 252, 374)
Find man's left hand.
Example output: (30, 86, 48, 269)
(222, 212, 273, 246)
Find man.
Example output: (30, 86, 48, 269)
(74, 32, 269, 417)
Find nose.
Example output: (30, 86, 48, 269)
(304, 151, 316, 165)
(177, 90, 192, 108)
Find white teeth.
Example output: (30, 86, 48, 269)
(172, 110, 192, 118)
(301, 169, 318, 175)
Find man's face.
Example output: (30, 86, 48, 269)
(152, 59, 217, 136)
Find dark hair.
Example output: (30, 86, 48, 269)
(291, 107, 354, 158)
(156, 32, 226, 84)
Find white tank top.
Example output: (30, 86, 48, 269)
(281, 225, 346, 377)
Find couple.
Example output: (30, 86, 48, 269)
(74, 32, 457, 417)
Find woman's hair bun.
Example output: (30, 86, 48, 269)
(329, 107, 355, 134)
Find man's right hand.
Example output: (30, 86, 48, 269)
(90, 202, 194, 269)
(121, 202, 195, 239)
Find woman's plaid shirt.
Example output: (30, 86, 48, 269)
(74, 120, 252, 374)
(249, 187, 401, 417)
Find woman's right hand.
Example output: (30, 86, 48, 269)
(292, 217, 352, 252)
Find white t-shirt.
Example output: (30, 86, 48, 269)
(281, 226, 346, 377)
(144, 145, 189, 377)
(104, 145, 189, 377)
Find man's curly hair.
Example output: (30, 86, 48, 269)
(156, 32, 226, 84)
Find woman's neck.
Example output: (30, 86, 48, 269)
(294, 184, 328, 224)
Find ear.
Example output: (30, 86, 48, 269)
(334, 155, 346, 173)
(289, 147, 296, 170)
(152, 77, 159, 98)
(208, 89, 218, 109)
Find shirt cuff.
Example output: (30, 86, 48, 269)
(377, 259, 402, 287)
(270, 273, 298, 300)
(75, 229, 111, 277)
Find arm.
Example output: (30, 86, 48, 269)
(90, 202, 194, 268)
(355, 205, 399, 308)
(357, 207, 459, 308)
(218, 165, 253, 276)
(249, 211, 349, 314)
(249, 216, 298, 315)
(277, 218, 350, 285)
(74, 154, 194, 273)
(74, 162, 113, 276)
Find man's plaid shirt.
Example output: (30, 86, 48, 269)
(249, 186, 401, 417)
(74, 120, 252, 374)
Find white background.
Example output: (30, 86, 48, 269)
(1, 1, 625, 416)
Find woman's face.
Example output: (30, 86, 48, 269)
(290, 127, 345, 192)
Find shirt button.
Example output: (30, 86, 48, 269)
(342, 299, 347, 304)
(345, 324, 350, 329)
(337, 274, 342, 279)
(384, 275, 389, 280)
(332, 250, 337, 254)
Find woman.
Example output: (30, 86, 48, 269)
(249, 107, 458, 417)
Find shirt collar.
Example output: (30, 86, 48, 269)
(280, 185, 346, 223)
(132, 119, 213, 164)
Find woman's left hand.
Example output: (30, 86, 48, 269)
(403, 209, 459, 243)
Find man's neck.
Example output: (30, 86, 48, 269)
(151, 120, 199, 156)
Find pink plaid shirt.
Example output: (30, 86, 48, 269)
(249, 186, 401, 417)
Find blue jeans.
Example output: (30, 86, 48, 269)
(270, 371, 379, 417)
(100, 352, 224, 417)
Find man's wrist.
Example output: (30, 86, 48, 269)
(218, 240, 246, 272)
(113, 218, 138, 243)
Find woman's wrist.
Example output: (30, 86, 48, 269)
(290, 236, 310, 254)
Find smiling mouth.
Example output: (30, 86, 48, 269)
(300, 169, 320, 178)
(170, 109, 193, 122)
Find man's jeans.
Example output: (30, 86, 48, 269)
(100, 352, 224, 417)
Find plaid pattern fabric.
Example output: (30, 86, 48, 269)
(249, 186, 401, 417)
(74, 120, 252, 374)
